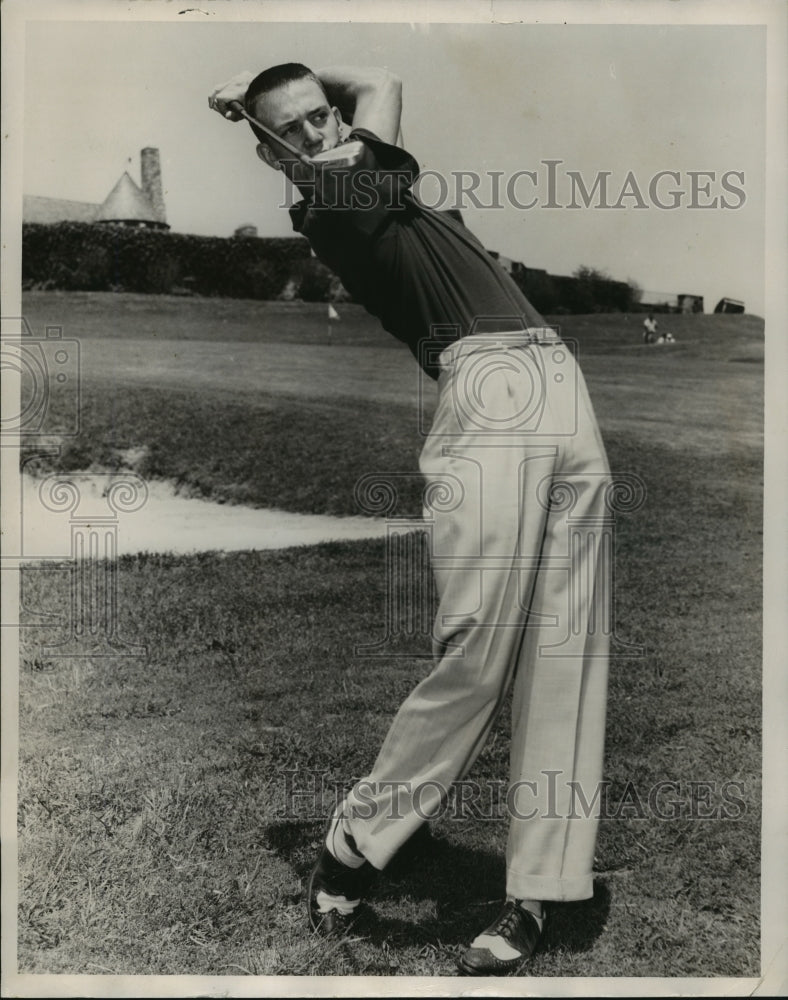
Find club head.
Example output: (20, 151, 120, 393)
(309, 140, 366, 168)
(291, 141, 367, 183)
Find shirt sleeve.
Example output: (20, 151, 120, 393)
(347, 128, 420, 181)
(303, 129, 420, 239)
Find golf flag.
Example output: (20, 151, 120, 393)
(327, 304, 341, 322)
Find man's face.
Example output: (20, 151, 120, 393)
(252, 78, 341, 171)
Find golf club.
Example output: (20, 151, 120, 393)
(228, 100, 366, 174)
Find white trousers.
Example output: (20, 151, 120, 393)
(345, 331, 612, 901)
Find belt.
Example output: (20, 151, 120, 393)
(437, 327, 562, 371)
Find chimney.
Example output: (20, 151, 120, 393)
(140, 147, 167, 225)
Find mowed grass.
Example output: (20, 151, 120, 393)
(16, 293, 763, 978)
(22, 292, 764, 512)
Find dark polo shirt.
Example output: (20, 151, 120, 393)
(289, 128, 548, 380)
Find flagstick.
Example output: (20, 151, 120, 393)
(326, 302, 340, 345)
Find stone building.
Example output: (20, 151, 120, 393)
(23, 148, 168, 229)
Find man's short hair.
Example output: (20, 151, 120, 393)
(244, 63, 326, 144)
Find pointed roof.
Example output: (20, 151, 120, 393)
(94, 172, 157, 223)
(23, 195, 99, 224)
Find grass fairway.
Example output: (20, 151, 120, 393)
(21, 292, 763, 513)
(17, 293, 763, 978)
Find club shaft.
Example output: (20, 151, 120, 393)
(228, 100, 310, 162)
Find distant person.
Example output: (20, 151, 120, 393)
(210, 63, 612, 977)
(642, 314, 658, 344)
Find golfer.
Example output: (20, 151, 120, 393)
(210, 64, 612, 977)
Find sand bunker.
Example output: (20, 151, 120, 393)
(18, 473, 391, 558)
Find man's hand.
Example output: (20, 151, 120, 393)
(208, 71, 254, 120)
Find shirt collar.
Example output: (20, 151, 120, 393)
(289, 199, 309, 233)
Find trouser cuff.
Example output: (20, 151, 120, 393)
(505, 870, 594, 902)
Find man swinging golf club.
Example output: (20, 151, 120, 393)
(209, 63, 612, 977)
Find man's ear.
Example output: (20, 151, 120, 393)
(256, 142, 281, 170)
(332, 106, 345, 137)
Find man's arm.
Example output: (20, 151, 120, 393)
(315, 66, 402, 145)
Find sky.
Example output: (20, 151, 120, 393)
(21, 16, 767, 315)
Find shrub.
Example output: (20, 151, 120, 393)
(22, 223, 310, 299)
(570, 265, 641, 313)
(294, 257, 335, 302)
